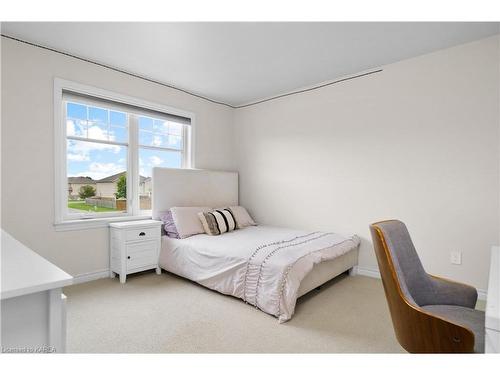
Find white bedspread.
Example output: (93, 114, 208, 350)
(160, 225, 360, 322)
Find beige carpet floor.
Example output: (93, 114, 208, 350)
(64, 271, 408, 353)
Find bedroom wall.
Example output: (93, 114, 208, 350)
(1, 37, 236, 277)
(233, 35, 500, 291)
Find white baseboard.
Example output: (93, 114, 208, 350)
(72, 269, 110, 285)
(477, 289, 487, 301)
(71, 265, 488, 301)
(353, 266, 487, 301)
(353, 265, 381, 279)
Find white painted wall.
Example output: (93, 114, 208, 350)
(1, 38, 235, 277)
(2, 35, 499, 291)
(234, 36, 500, 291)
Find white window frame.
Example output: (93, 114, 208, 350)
(54, 78, 195, 231)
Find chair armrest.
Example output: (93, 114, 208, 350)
(427, 274, 478, 309)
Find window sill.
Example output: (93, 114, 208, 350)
(54, 215, 153, 231)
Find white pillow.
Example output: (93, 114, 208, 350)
(170, 206, 212, 239)
(227, 206, 257, 229)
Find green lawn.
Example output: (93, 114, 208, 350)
(68, 200, 118, 212)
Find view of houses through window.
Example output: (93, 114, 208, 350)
(65, 95, 188, 217)
(67, 172, 153, 213)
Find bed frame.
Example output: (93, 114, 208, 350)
(151, 167, 358, 298)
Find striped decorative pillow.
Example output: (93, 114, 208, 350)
(198, 209, 236, 235)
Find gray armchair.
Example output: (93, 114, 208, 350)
(370, 220, 485, 353)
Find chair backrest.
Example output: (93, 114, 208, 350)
(370, 220, 474, 353)
(372, 220, 436, 307)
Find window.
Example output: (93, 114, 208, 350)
(137, 114, 187, 210)
(55, 79, 193, 229)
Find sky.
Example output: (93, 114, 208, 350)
(66, 102, 183, 180)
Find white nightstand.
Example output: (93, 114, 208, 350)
(109, 220, 162, 283)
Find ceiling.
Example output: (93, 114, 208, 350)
(2, 22, 499, 107)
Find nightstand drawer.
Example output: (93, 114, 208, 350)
(125, 228, 158, 242)
(126, 240, 157, 255)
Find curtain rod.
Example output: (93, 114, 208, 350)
(2, 34, 383, 109)
(235, 69, 383, 108)
(1, 34, 233, 108)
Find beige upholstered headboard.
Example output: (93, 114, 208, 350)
(151, 168, 239, 220)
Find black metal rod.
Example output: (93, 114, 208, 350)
(2, 33, 383, 110)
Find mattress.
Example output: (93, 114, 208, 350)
(160, 225, 360, 322)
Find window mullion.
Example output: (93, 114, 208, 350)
(138, 144, 183, 153)
(129, 114, 140, 216)
(181, 125, 186, 168)
(66, 136, 128, 147)
(183, 124, 190, 168)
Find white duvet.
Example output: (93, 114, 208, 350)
(160, 225, 360, 322)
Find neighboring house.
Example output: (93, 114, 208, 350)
(69, 172, 149, 199)
(141, 177, 152, 196)
(95, 171, 126, 197)
(95, 172, 148, 197)
(68, 176, 96, 199)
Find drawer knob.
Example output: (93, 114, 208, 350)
(127, 256, 131, 259)
(139, 232, 146, 236)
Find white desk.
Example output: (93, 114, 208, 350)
(1, 230, 73, 353)
(485, 245, 500, 353)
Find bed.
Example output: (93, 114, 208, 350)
(152, 168, 360, 322)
